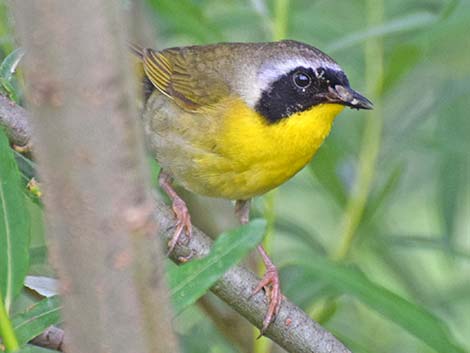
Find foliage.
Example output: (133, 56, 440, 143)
(6, 220, 265, 350)
(0, 128, 30, 313)
(11, 296, 61, 347)
(168, 219, 266, 313)
(0, 0, 469, 353)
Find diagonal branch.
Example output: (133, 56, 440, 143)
(0, 95, 31, 147)
(0, 95, 351, 353)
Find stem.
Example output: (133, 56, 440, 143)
(0, 290, 19, 352)
(272, 0, 289, 40)
(333, 0, 384, 260)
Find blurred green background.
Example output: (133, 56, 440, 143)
(1, 0, 469, 353)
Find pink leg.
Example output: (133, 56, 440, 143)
(159, 171, 192, 255)
(235, 199, 282, 336)
(253, 245, 282, 336)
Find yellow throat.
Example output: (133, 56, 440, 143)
(195, 98, 344, 200)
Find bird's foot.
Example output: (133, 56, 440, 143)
(253, 264, 282, 337)
(253, 245, 282, 337)
(159, 170, 192, 256)
(167, 195, 192, 255)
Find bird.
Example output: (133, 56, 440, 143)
(130, 40, 372, 335)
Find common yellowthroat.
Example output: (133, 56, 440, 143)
(131, 40, 372, 334)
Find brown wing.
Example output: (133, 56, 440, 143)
(140, 46, 230, 111)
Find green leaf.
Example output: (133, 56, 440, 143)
(0, 48, 24, 102)
(326, 12, 438, 53)
(381, 235, 470, 261)
(308, 143, 347, 206)
(17, 344, 59, 353)
(363, 162, 404, 223)
(11, 296, 62, 346)
(437, 155, 462, 247)
(0, 289, 20, 351)
(0, 129, 30, 311)
(14, 151, 38, 183)
(0, 48, 24, 82)
(383, 44, 422, 94)
(284, 254, 465, 353)
(29, 247, 48, 267)
(276, 216, 326, 254)
(168, 219, 266, 313)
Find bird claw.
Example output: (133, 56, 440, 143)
(166, 196, 192, 255)
(252, 266, 282, 337)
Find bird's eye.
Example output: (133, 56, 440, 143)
(293, 71, 311, 89)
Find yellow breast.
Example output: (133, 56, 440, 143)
(191, 98, 344, 200)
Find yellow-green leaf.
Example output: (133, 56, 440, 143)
(0, 128, 30, 311)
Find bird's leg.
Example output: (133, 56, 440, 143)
(253, 245, 281, 336)
(235, 199, 282, 336)
(159, 170, 192, 255)
(235, 199, 251, 225)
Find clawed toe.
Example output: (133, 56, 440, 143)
(159, 171, 192, 255)
(254, 267, 282, 336)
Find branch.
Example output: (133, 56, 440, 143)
(0, 95, 31, 147)
(156, 199, 351, 353)
(0, 77, 351, 353)
(29, 326, 64, 352)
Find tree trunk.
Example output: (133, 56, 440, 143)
(10, 1, 180, 352)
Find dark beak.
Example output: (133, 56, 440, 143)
(327, 85, 373, 110)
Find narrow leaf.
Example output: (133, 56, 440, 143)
(17, 344, 59, 353)
(0, 129, 30, 311)
(0, 48, 24, 102)
(285, 254, 465, 353)
(0, 289, 20, 351)
(168, 219, 266, 313)
(308, 143, 347, 206)
(11, 296, 62, 346)
(363, 162, 404, 222)
(0, 47, 24, 82)
(326, 12, 437, 53)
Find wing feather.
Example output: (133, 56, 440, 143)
(136, 46, 229, 111)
